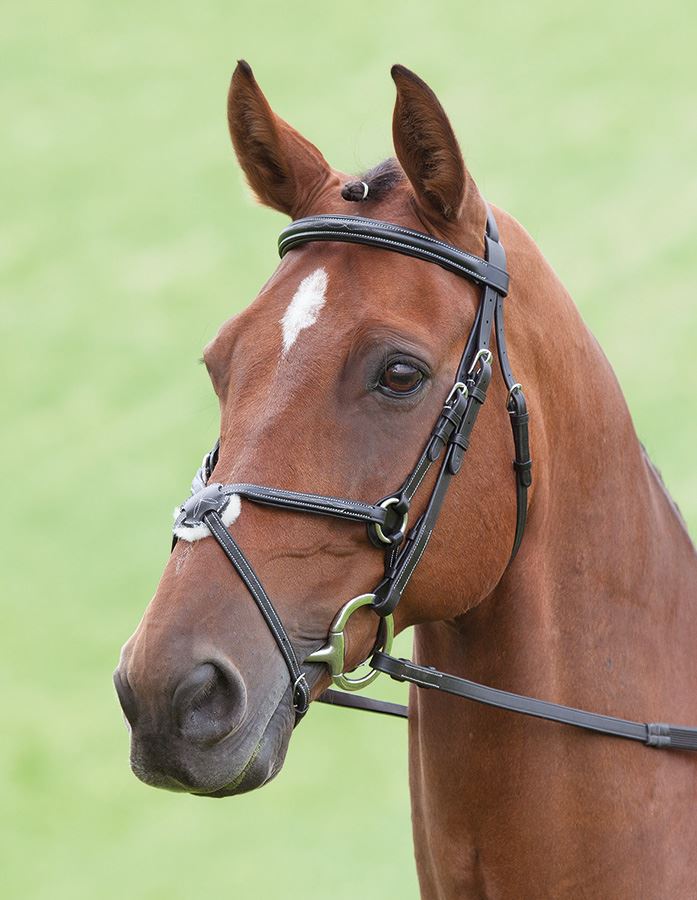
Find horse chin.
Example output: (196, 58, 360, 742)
(129, 689, 295, 799)
(197, 697, 294, 798)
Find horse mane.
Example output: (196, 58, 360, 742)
(640, 443, 693, 542)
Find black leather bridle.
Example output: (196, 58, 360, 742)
(171, 210, 697, 753)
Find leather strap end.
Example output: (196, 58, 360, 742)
(513, 458, 532, 488)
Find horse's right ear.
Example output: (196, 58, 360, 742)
(227, 61, 333, 218)
(391, 65, 484, 246)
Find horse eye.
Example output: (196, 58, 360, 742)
(379, 361, 424, 396)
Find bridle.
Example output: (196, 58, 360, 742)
(172, 210, 697, 753)
(173, 210, 521, 713)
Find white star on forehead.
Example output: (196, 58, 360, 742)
(280, 267, 328, 355)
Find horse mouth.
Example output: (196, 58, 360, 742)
(128, 686, 294, 798)
(193, 734, 274, 797)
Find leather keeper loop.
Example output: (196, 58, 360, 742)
(372, 581, 401, 618)
(469, 384, 488, 404)
(427, 435, 445, 462)
(427, 394, 468, 461)
(514, 458, 532, 487)
(448, 444, 465, 474)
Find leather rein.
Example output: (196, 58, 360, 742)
(171, 210, 697, 753)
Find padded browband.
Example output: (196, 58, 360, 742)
(278, 215, 510, 296)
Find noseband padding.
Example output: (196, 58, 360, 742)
(173, 486, 242, 542)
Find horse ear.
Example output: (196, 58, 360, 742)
(227, 61, 333, 217)
(391, 65, 483, 237)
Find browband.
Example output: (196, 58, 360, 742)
(279, 214, 510, 296)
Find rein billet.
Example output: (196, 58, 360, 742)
(171, 211, 697, 753)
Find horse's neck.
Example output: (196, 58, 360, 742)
(427, 214, 697, 719)
(409, 214, 697, 899)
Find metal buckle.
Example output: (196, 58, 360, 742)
(468, 347, 493, 375)
(304, 593, 395, 691)
(507, 382, 522, 405)
(373, 496, 409, 546)
(445, 381, 468, 407)
(292, 672, 309, 709)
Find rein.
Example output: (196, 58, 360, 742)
(171, 210, 697, 752)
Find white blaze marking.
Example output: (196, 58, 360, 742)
(280, 267, 328, 355)
(172, 494, 242, 543)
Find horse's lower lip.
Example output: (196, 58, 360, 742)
(194, 787, 235, 798)
(181, 734, 281, 797)
(131, 737, 269, 796)
(192, 783, 253, 798)
(183, 675, 322, 798)
(196, 737, 265, 796)
(130, 731, 271, 796)
(129, 684, 295, 797)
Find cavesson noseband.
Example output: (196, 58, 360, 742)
(172, 211, 697, 752)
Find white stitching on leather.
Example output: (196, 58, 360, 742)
(220, 484, 381, 522)
(396, 529, 433, 592)
(282, 230, 496, 285)
(207, 515, 308, 709)
(225, 483, 370, 506)
(207, 515, 298, 669)
(404, 454, 432, 499)
(285, 216, 489, 268)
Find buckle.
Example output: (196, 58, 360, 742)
(507, 382, 522, 406)
(292, 673, 310, 713)
(467, 347, 493, 376)
(445, 381, 468, 407)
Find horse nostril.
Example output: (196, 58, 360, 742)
(172, 662, 247, 745)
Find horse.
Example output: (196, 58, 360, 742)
(114, 61, 697, 898)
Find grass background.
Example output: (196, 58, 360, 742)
(3, 1, 697, 897)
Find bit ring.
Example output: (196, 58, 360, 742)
(304, 593, 395, 691)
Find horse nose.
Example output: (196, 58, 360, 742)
(171, 661, 248, 745)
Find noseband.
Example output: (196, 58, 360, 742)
(171, 211, 697, 752)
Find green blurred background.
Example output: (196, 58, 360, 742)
(3, 1, 696, 897)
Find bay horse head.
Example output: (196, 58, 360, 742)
(115, 61, 523, 796)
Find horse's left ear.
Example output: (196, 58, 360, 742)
(391, 65, 484, 241)
(227, 60, 334, 218)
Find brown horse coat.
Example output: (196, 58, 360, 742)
(116, 62, 697, 898)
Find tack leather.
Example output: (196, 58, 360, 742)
(166, 207, 697, 754)
(204, 510, 310, 719)
(171, 209, 532, 729)
(279, 214, 509, 295)
(370, 653, 697, 750)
